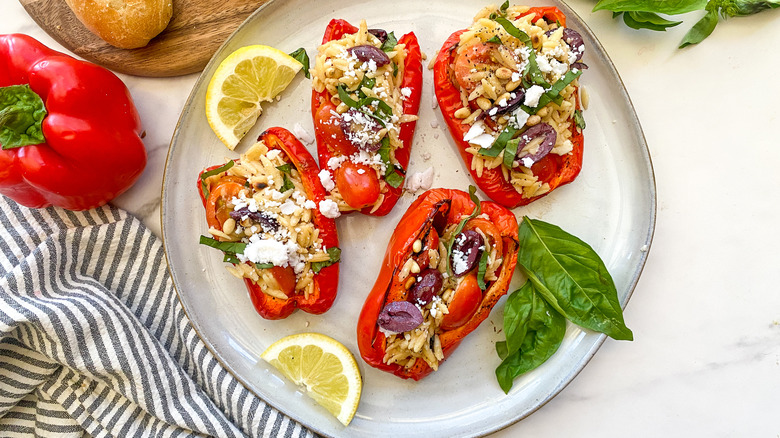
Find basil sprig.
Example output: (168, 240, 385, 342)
(495, 217, 633, 392)
(199, 160, 235, 199)
(593, 0, 778, 47)
(0, 84, 47, 149)
(312, 247, 341, 273)
(288, 48, 310, 78)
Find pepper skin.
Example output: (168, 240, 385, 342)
(198, 127, 339, 319)
(312, 19, 422, 216)
(0, 34, 146, 210)
(357, 188, 519, 380)
(433, 7, 583, 209)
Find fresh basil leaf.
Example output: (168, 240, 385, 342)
(486, 35, 502, 44)
(476, 249, 490, 290)
(446, 186, 482, 275)
(517, 217, 633, 341)
(392, 61, 399, 77)
(200, 160, 235, 199)
(0, 84, 47, 150)
(479, 126, 517, 157)
(200, 235, 246, 255)
(255, 262, 274, 269)
(496, 280, 566, 393)
(503, 137, 519, 169)
(679, 8, 719, 47)
(385, 169, 404, 188)
(721, 0, 780, 17)
(337, 84, 360, 108)
(593, 0, 707, 14)
(223, 253, 242, 264)
(378, 137, 393, 168)
(574, 109, 586, 130)
(623, 10, 683, 30)
(381, 31, 398, 52)
(362, 97, 393, 118)
(288, 48, 311, 78)
(360, 75, 377, 91)
(499, 0, 510, 15)
(312, 247, 341, 273)
(280, 175, 295, 192)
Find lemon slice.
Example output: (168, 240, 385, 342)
(261, 333, 362, 426)
(205, 45, 302, 150)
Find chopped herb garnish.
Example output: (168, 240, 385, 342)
(223, 253, 242, 264)
(486, 35, 502, 44)
(276, 163, 293, 174)
(479, 126, 517, 157)
(477, 248, 490, 290)
(288, 48, 311, 78)
(494, 17, 549, 87)
(276, 163, 296, 192)
(574, 109, 586, 130)
(385, 169, 405, 188)
(337, 84, 360, 108)
(380, 31, 398, 52)
(255, 262, 274, 269)
(200, 160, 235, 199)
(312, 247, 341, 273)
(503, 137, 520, 169)
(200, 235, 246, 255)
(392, 61, 399, 77)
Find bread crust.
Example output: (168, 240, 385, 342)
(64, 0, 173, 49)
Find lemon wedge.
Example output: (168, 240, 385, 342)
(205, 45, 302, 150)
(261, 333, 362, 426)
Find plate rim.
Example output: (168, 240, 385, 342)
(160, 1, 657, 436)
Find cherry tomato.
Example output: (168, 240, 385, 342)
(334, 161, 380, 209)
(441, 272, 482, 331)
(267, 265, 297, 297)
(463, 217, 504, 257)
(206, 181, 244, 231)
(314, 102, 357, 156)
(453, 42, 499, 93)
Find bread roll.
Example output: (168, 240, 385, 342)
(64, 0, 173, 49)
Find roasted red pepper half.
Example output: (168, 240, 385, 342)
(433, 7, 584, 209)
(0, 34, 146, 210)
(357, 188, 518, 380)
(312, 19, 422, 216)
(198, 127, 339, 319)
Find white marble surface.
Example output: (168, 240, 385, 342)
(3, 1, 780, 436)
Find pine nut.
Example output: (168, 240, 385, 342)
(412, 239, 423, 253)
(506, 80, 521, 92)
(410, 260, 421, 274)
(454, 107, 471, 119)
(476, 97, 492, 111)
(222, 218, 236, 235)
(496, 67, 512, 79)
(527, 115, 542, 126)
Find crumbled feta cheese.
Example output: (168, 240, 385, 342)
(279, 200, 298, 216)
(328, 155, 348, 170)
(405, 167, 434, 192)
(318, 199, 341, 219)
(401, 87, 412, 98)
(318, 169, 335, 191)
(524, 85, 545, 107)
(509, 107, 530, 129)
(293, 123, 315, 145)
(463, 120, 496, 149)
(303, 199, 316, 210)
(239, 235, 288, 265)
(451, 248, 468, 275)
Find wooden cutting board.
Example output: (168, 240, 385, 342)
(19, 0, 269, 77)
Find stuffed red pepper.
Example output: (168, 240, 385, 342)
(357, 187, 518, 380)
(311, 19, 422, 216)
(198, 127, 340, 320)
(433, 4, 587, 208)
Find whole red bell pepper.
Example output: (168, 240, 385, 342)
(357, 188, 518, 380)
(433, 7, 583, 209)
(198, 127, 339, 320)
(0, 34, 146, 210)
(312, 19, 422, 216)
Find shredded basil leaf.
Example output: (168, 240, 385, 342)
(337, 85, 360, 108)
(276, 163, 293, 174)
(381, 31, 398, 52)
(574, 109, 586, 130)
(486, 35, 502, 44)
(275, 163, 295, 192)
(200, 160, 235, 199)
(0, 84, 47, 150)
(223, 253, 241, 264)
(392, 61, 399, 77)
(503, 137, 520, 169)
(479, 126, 517, 157)
(385, 169, 404, 188)
(288, 48, 311, 78)
(255, 262, 274, 269)
(200, 235, 246, 255)
(477, 249, 490, 290)
(522, 69, 582, 115)
(312, 247, 341, 273)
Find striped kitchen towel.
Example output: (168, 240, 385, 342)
(0, 197, 315, 438)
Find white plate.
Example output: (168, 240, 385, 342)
(161, 1, 655, 436)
